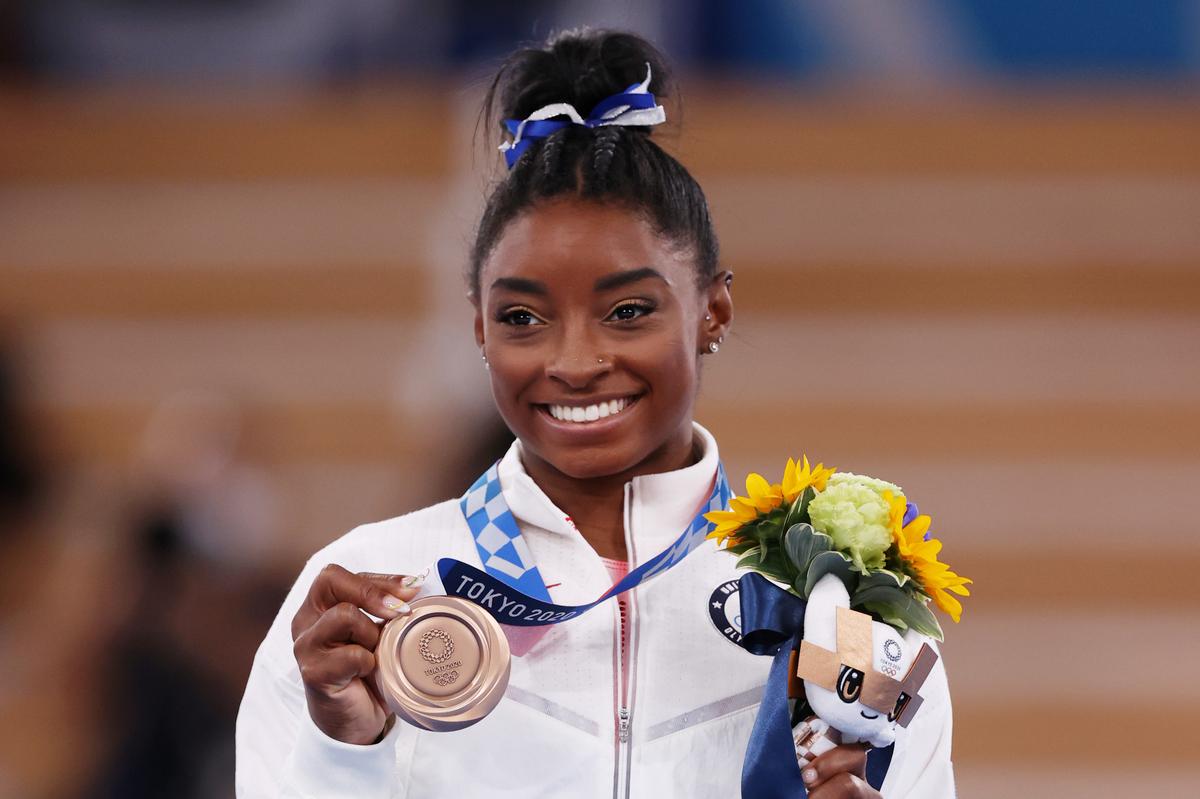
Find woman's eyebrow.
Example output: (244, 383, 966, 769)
(594, 267, 668, 292)
(490, 276, 548, 295)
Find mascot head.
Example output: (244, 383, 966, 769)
(796, 574, 939, 748)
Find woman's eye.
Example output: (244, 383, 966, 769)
(498, 308, 543, 326)
(607, 302, 654, 322)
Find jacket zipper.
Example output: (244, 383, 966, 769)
(613, 482, 639, 799)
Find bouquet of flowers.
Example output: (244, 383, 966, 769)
(705, 457, 970, 641)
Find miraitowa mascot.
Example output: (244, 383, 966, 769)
(790, 575, 940, 762)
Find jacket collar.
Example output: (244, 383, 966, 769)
(495, 423, 721, 562)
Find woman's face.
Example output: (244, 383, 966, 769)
(475, 199, 731, 482)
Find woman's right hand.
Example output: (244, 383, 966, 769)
(290, 564, 421, 744)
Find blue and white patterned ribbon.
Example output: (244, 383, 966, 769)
(499, 63, 666, 169)
(442, 461, 731, 627)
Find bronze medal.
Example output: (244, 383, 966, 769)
(374, 595, 511, 731)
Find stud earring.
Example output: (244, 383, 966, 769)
(708, 341, 720, 354)
(705, 314, 711, 321)
(480, 351, 488, 369)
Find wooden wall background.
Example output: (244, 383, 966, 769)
(1, 85, 1197, 797)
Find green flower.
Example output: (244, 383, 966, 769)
(826, 471, 904, 499)
(807, 481, 893, 573)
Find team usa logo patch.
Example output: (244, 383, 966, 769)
(708, 579, 744, 646)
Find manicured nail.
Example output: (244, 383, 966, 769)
(401, 572, 425, 589)
(802, 768, 817, 785)
(383, 595, 411, 614)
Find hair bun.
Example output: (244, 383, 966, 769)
(471, 29, 716, 302)
(489, 29, 673, 133)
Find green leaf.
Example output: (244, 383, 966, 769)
(852, 583, 909, 605)
(757, 546, 798, 585)
(724, 540, 757, 557)
(736, 547, 762, 569)
(780, 486, 815, 532)
(803, 550, 854, 597)
(754, 514, 785, 547)
(759, 565, 795, 585)
(855, 587, 944, 641)
(783, 523, 833, 574)
(855, 569, 909, 592)
(860, 603, 910, 632)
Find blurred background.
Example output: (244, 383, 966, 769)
(1, 1, 1197, 797)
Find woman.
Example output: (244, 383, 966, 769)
(236, 29, 955, 798)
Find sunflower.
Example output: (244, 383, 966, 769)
(704, 472, 783, 544)
(705, 456, 837, 545)
(883, 490, 972, 622)
(781, 455, 836, 503)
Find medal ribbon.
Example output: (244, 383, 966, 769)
(447, 463, 891, 791)
(442, 461, 731, 627)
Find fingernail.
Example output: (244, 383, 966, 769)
(802, 768, 817, 785)
(401, 572, 426, 589)
(383, 595, 411, 615)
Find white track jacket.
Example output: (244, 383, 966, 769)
(236, 425, 956, 798)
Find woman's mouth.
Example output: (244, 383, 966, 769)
(541, 395, 639, 424)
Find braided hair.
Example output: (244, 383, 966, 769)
(470, 29, 719, 299)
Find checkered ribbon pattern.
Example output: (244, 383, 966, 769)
(444, 462, 732, 627)
(459, 462, 554, 601)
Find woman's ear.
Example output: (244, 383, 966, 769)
(473, 302, 485, 350)
(700, 270, 734, 349)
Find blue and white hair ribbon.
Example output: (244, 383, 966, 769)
(499, 63, 666, 169)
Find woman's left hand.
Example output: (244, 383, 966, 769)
(801, 743, 883, 798)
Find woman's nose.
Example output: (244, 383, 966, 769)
(545, 330, 611, 389)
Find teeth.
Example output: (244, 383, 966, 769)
(548, 397, 632, 423)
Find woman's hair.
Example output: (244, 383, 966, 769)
(469, 29, 719, 298)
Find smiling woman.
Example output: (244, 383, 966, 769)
(236, 28, 954, 799)
(477, 199, 731, 559)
